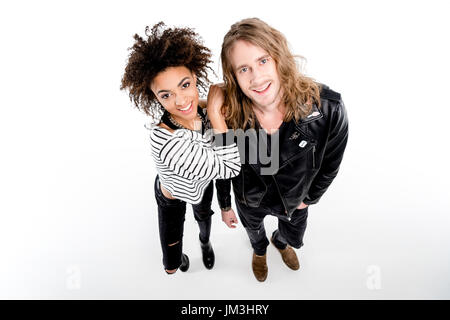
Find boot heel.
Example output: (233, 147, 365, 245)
(200, 237, 215, 270)
(179, 253, 190, 272)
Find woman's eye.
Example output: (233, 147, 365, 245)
(261, 58, 268, 64)
(161, 93, 170, 99)
(182, 82, 190, 88)
(240, 67, 248, 73)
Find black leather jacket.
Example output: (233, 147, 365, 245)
(216, 84, 349, 219)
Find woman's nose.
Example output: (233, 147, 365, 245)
(175, 95, 187, 106)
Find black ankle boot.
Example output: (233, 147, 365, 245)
(179, 253, 190, 272)
(199, 237, 215, 269)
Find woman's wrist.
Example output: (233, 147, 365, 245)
(206, 105, 223, 118)
(208, 112, 227, 133)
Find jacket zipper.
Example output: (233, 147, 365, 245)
(277, 143, 314, 171)
(241, 171, 248, 206)
(273, 144, 316, 219)
(312, 145, 316, 169)
(272, 176, 290, 220)
(243, 141, 315, 213)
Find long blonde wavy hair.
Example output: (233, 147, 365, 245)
(221, 18, 321, 130)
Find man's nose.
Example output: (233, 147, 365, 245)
(250, 67, 262, 84)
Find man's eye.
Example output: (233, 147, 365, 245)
(182, 82, 190, 88)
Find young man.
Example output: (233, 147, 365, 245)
(215, 18, 349, 282)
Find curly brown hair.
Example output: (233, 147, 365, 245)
(120, 22, 213, 118)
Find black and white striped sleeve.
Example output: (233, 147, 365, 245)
(151, 128, 241, 180)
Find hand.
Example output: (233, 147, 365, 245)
(206, 83, 225, 116)
(221, 208, 238, 228)
(297, 202, 309, 210)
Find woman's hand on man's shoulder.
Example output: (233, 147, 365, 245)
(207, 83, 226, 116)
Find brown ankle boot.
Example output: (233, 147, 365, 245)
(252, 253, 268, 282)
(271, 238, 299, 270)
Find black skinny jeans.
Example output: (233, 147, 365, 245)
(154, 175, 214, 270)
(235, 200, 309, 256)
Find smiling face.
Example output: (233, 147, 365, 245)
(229, 40, 283, 110)
(150, 66, 199, 125)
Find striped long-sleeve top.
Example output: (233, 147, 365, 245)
(148, 124, 241, 204)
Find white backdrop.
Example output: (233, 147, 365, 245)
(1, 0, 449, 299)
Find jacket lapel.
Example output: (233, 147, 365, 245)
(247, 104, 322, 174)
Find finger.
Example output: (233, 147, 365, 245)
(224, 218, 233, 228)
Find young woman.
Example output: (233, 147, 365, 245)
(120, 23, 240, 274)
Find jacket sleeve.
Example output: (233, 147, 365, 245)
(303, 98, 349, 205)
(153, 129, 241, 180)
(215, 178, 232, 209)
(213, 129, 240, 210)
